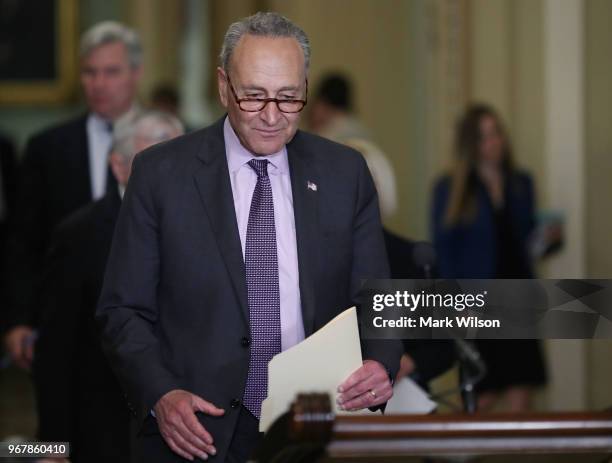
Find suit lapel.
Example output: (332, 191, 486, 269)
(193, 120, 249, 327)
(287, 133, 319, 337)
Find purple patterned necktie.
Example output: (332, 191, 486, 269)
(242, 159, 281, 419)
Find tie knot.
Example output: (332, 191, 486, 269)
(248, 159, 269, 178)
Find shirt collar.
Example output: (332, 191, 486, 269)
(89, 104, 141, 132)
(88, 112, 113, 133)
(223, 116, 288, 176)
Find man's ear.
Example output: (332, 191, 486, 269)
(217, 67, 229, 108)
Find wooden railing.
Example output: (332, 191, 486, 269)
(253, 393, 612, 462)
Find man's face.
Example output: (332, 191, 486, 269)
(81, 41, 141, 120)
(217, 35, 306, 155)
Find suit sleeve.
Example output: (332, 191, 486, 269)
(33, 224, 80, 442)
(95, 155, 180, 425)
(0, 136, 18, 214)
(350, 155, 403, 380)
(2, 135, 49, 332)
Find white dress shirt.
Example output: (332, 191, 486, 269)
(86, 106, 138, 200)
(86, 113, 113, 200)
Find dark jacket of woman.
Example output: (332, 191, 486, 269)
(431, 170, 535, 279)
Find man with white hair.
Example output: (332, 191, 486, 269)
(33, 111, 184, 463)
(2, 21, 143, 368)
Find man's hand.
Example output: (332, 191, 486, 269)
(336, 360, 393, 411)
(154, 389, 225, 461)
(3, 325, 35, 370)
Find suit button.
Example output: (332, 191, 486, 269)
(241, 337, 251, 347)
(230, 398, 241, 408)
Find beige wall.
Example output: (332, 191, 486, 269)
(585, 0, 612, 409)
(585, 0, 612, 279)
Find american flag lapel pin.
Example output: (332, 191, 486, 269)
(307, 180, 317, 192)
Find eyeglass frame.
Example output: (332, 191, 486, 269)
(225, 74, 308, 113)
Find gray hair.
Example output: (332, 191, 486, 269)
(80, 21, 143, 68)
(112, 111, 184, 159)
(219, 12, 310, 72)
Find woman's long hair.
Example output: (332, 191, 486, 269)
(444, 104, 515, 226)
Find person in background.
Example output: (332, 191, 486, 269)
(309, 74, 455, 390)
(150, 83, 194, 132)
(33, 111, 184, 463)
(308, 72, 369, 140)
(431, 103, 547, 412)
(1, 21, 143, 369)
(0, 133, 17, 371)
(308, 73, 398, 220)
(0, 133, 17, 287)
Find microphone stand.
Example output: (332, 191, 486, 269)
(456, 337, 486, 414)
(413, 242, 486, 414)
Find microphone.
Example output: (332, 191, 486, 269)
(412, 241, 436, 279)
(412, 241, 487, 413)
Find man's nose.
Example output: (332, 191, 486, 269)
(91, 73, 108, 90)
(260, 100, 282, 125)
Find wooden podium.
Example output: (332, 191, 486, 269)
(253, 393, 612, 462)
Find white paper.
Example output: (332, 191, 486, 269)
(385, 377, 437, 414)
(260, 306, 377, 432)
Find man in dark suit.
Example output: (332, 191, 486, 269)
(33, 112, 184, 462)
(0, 134, 17, 337)
(0, 133, 17, 268)
(2, 21, 143, 368)
(97, 12, 402, 463)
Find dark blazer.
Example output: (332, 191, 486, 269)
(0, 134, 17, 263)
(33, 189, 130, 463)
(96, 117, 403, 462)
(2, 115, 97, 330)
(0, 133, 17, 224)
(431, 171, 535, 279)
(0, 134, 17, 325)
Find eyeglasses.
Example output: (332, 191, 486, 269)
(226, 74, 308, 113)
